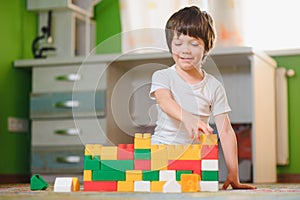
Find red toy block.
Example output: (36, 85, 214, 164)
(118, 144, 134, 160)
(201, 145, 218, 159)
(84, 181, 117, 191)
(134, 160, 151, 170)
(168, 160, 201, 172)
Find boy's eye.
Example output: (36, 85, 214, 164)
(191, 42, 200, 46)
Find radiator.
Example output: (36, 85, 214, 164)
(275, 67, 289, 165)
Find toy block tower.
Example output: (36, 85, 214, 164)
(83, 133, 219, 192)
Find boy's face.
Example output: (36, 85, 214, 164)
(171, 33, 206, 71)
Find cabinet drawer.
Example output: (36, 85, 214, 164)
(31, 146, 84, 174)
(32, 64, 107, 93)
(30, 90, 105, 119)
(32, 118, 107, 146)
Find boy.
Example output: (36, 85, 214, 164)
(150, 6, 255, 190)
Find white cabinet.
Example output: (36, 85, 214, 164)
(14, 46, 277, 183)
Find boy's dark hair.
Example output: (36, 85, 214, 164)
(165, 6, 216, 53)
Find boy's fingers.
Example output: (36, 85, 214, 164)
(222, 180, 230, 190)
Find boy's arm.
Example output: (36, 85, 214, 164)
(214, 113, 256, 190)
(154, 88, 213, 139)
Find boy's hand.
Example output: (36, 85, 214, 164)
(222, 174, 257, 190)
(182, 112, 213, 140)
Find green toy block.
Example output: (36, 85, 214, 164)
(101, 160, 134, 171)
(92, 170, 125, 181)
(134, 149, 151, 160)
(30, 174, 48, 190)
(202, 171, 219, 181)
(176, 170, 193, 181)
(84, 155, 101, 170)
(142, 170, 159, 181)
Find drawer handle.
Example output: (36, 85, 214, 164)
(54, 100, 79, 108)
(55, 74, 81, 81)
(56, 156, 80, 164)
(54, 128, 81, 136)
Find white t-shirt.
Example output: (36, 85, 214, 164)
(149, 65, 231, 144)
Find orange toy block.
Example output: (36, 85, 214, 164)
(72, 177, 80, 191)
(85, 144, 102, 157)
(117, 181, 134, 192)
(126, 170, 143, 181)
(134, 133, 151, 149)
(100, 146, 118, 160)
(181, 174, 200, 192)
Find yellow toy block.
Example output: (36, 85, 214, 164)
(85, 144, 102, 157)
(83, 170, 92, 181)
(181, 174, 200, 192)
(126, 170, 142, 181)
(167, 145, 186, 160)
(151, 144, 167, 160)
(151, 144, 168, 170)
(150, 181, 166, 192)
(179, 144, 201, 160)
(100, 146, 117, 160)
(117, 181, 134, 192)
(199, 134, 218, 146)
(134, 133, 151, 149)
(72, 177, 80, 191)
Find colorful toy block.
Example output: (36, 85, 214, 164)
(134, 149, 151, 160)
(83, 170, 92, 181)
(30, 174, 48, 190)
(126, 170, 143, 181)
(72, 177, 80, 192)
(150, 181, 166, 192)
(93, 170, 125, 181)
(117, 181, 134, 192)
(176, 170, 193, 181)
(134, 181, 151, 192)
(84, 181, 117, 191)
(134, 160, 151, 170)
(200, 181, 219, 192)
(181, 174, 200, 192)
(83, 133, 219, 192)
(101, 160, 134, 171)
(54, 177, 73, 192)
(163, 180, 181, 193)
(142, 170, 159, 181)
(202, 160, 218, 171)
(84, 155, 101, 170)
(85, 144, 102, 157)
(159, 170, 176, 181)
(118, 144, 134, 160)
(134, 133, 151, 149)
(100, 146, 118, 160)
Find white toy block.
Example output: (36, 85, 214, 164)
(163, 180, 181, 193)
(54, 177, 73, 192)
(201, 160, 219, 171)
(200, 181, 219, 192)
(134, 181, 151, 192)
(159, 170, 176, 181)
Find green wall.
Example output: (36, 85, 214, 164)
(94, 0, 122, 54)
(0, 1, 36, 176)
(273, 55, 300, 174)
